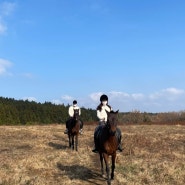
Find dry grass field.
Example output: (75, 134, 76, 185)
(0, 124, 185, 185)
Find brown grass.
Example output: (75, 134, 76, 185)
(0, 124, 185, 185)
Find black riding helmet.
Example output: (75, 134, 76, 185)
(73, 100, 77, 105)
(100, 94, 108, 102)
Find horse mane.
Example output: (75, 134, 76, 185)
(109, 110, 119, 114)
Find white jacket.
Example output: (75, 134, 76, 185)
(97, 105, 112, 122)
(68, 105, 81, 117)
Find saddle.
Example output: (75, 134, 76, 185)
(94, 125, 121, 142)
(68, 118, 83, 130)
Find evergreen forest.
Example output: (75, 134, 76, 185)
(0, 97, 96, 125)
(0, 96, 185, 125)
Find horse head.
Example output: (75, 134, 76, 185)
(73, 109, 80, 121)
(106, 110, 119, 136)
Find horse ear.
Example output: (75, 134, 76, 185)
(115, 110, 119, 114)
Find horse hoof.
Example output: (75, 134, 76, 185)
(102, 174, 106, 178)
(107, 181, 111, 185)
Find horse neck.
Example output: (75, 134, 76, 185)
(106, 123, 117, 136)
(73, 115, 79, 121)
(101, 126, 118, 154)
(71, 118, 80, 134)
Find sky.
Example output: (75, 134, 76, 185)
(0, 0, 185, 113)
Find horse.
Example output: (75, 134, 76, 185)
(96, 110, 119, 185)
(67, 109, 81, 151)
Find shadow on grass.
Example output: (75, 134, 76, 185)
(57, 162, 105, 185)
(48, 142, 68, 150)
(53, 134, 69, 142)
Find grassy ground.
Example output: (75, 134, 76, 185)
(0, 124, 185, 185)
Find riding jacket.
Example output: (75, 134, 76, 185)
(97, 104, 112, 122)
(68, 105, 81, 117)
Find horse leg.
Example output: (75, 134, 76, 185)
(103, 153, 111, 185)
(68, 134, 71, 148)
(99, 153, 104, 176)
(75, 134, 78, 151)
(72, 135, 74, 150)
(111, 153, 116, 180)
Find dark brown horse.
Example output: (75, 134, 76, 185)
(97, 110, 119, 185)
(68, 109, 81, 151)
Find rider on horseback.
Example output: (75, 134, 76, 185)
(64, 100, 83, 134)
(92, 94, 123, 153)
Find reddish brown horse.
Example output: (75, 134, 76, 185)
(96, 110, 119, 185)
(68, 109, 81, 151)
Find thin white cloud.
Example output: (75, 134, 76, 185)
(149, 88, 185, 101)
(21, 73, 35, 79)
(54, 88, 185, 113)
(90, 2, 103, 12)
(0, 2, 16, 35)
(162, 87, 184, 95)
(61, 95, 73, 101)
(89, 92, 104, 102)
(22, 97, 37, 102)
(131, 93, 144, 100)
(0, 1, 16, 16)
(149, 91, 161, 100)
(0, 21, 7, 34)
(0, 58, 13, 75)
(0, 59, 36, 78)
(109, 91, 130, 98)
(86, 89, 185, 112)
(52, 99, 63, 105)
(88, 1, 109, 14)
(53, 95, 78, 106)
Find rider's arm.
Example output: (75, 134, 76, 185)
(68, 106, 74, 117)
(97, 109, 106, 121)
(105, 105, 112, 112)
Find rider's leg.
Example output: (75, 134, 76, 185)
(64, 118, 70, 134)
(116, 128, 123, 152)
(79, 120, 83, 134)
(92, 126, 101, 153)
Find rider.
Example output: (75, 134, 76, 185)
(64, 100, 83, 134)
(92, 94, 123, 153)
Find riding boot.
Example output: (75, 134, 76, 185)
(92, 146, 98, 153)
(117, 143, 123, 152)
(65, 119, 70, 134)
(116, 128, 123, 152)
(64, 129, 68, 134)
(92, 138, 99, 153)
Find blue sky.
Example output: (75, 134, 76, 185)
(0, 0, 185, 113)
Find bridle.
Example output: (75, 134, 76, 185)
(73, 109, 79, 121)
(106, 119, 117, 136)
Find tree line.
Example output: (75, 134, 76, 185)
(0, 97, 96, 125)
(0, 96, 185, 125)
